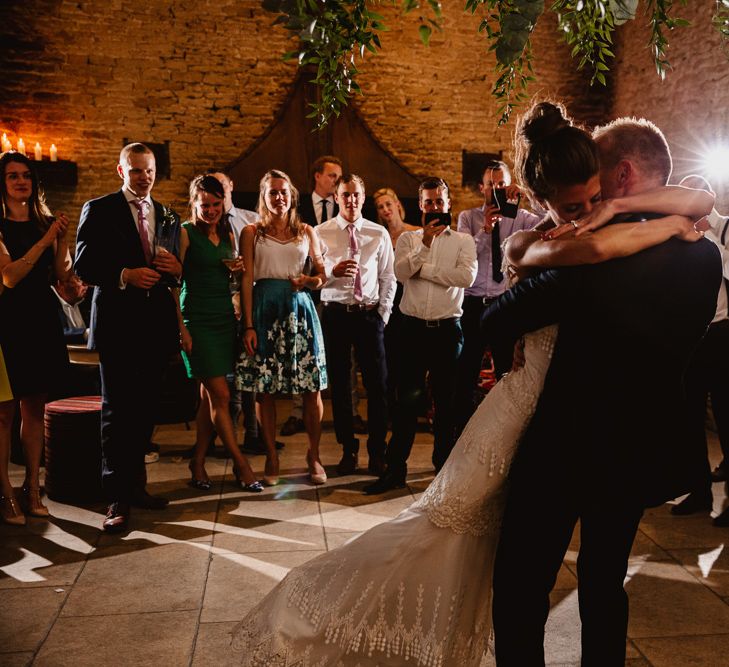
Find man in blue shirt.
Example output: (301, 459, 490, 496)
(454, 160, 540, 436)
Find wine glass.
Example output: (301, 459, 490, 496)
(221, 246, 241, 294)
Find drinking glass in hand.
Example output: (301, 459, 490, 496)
(221, 247, 241, 295)
(343, 250, 361, 289)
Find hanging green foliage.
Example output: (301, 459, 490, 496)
(260, 0, 714, 126)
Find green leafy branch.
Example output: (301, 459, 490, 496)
(263, 0, 388, 127)
(645, 0, 690, 80)
(260, 0, 705, 127)
(553, 0, 617, 86)
(466, 0, 542, 124)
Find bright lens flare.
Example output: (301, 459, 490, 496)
(702, 146, 729, 183)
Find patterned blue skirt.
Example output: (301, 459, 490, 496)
(236, 279, 328, 394)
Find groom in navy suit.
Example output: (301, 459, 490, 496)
(486, 119, 722, 665)
(75, 143, 181, 532)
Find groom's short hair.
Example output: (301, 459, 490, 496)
(592, 118, 672, 185)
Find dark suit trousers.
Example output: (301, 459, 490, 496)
(454, 295, 514, 435)
(686, 319, 729, 493)
(321, 305, 388, 457)
(387, 315, 463, 477)
(99, 344, 169, 502)
(493, 468, 643, 666)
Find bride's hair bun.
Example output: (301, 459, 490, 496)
(518, 101, 570, 145)
(513, 99, 599, 204)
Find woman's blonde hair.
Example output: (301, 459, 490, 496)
(256, 169, 304, 240)
(372, 187, 405, 226)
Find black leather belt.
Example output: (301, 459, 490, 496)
(325, 302, 378, 312)
(405, 315, 460, 328)
(465, 295, 497, 306)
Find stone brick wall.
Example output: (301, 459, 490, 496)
(354, 4, 609, 213)
(0, 0, 293, 227)
(610, 2, 729, 210)
(5, 0, 723, 232)
(0, 0, 608, 232)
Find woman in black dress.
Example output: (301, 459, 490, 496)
(0, 151, 71, 525)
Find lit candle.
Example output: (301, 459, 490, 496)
(0, 133, 10, 152)
(34, 142, 42, 160)
(49, 144, 58, 162)
(17, 138, 26, 155)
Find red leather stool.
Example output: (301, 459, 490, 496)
(44, 396, 103, 502)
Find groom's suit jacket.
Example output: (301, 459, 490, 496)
(74, 189, 180, 355)
(482, 236, 721, 508)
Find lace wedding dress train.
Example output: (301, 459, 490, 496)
(231, 326, 557, 667)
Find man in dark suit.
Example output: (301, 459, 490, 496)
(74, 142, 181, 532)
(487, 119, 722, 665)
(298, 155, 342, 229)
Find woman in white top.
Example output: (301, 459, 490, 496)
(235, 170, 328, 486)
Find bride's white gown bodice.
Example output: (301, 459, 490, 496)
(232, 326, 558, 667)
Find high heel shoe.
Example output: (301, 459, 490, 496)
(263, 454, 280, 487)
(1, 494, 26, 526)
(188, 462, 212, 491)
(306, 450, 327, 485)
(233, 465, 264, 493)
(19, 485, 49, 518)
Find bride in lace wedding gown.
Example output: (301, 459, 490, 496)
(231, 325, 557, 667)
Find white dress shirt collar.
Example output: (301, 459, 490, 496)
(123, 187, 153, 207)
(335, 214, 363, 231)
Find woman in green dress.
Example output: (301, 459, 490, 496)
(178, 175, 262, 492)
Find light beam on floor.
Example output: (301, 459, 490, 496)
(698, 544, 724, 578)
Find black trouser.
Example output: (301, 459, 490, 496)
(454, 295, 514, 436)
(387, 315, 463, 477)
(384, 285, 405, 415)
(226, 376, 258, 440)
(685, 318, 729, 494)
(99, 345, 169, 502)
(493, 468, 643, 666)
(321, 304, 388, 458)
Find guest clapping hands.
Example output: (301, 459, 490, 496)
(0, 151, 71, 525)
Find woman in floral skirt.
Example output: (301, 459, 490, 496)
(236, 169, 328, 486)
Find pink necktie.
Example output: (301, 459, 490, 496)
(347, 223, 363, 302)
(132, 199, 153, 265)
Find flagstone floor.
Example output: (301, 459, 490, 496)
(2, 400, 729, 667)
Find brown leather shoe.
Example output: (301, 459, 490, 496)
(130, 489, 169, 510)
(103, 502, 130, 533)
(336, 452, 358, 476)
